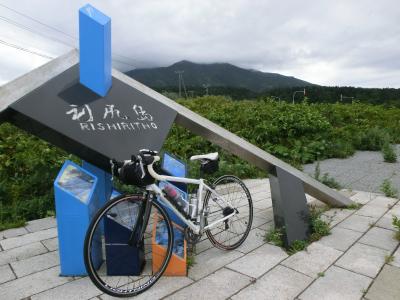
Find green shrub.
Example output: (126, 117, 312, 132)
(3, 96, 400, 230)
(309, 206, 331, 241)
(287, 240, 308, 255)
(382, 143, 397, 163)
(346, 203, 363, 210)
(327, 140, 355, 158)
(392, 216, 400, 240)
(265, 205, 330, 255)
(319, 173, 342, 189)
(0, 123, 76, 230)
(313, 162, 342, 189)
(355, 127, 389, 151)
(380, 179, 398, 198)
(264, 228, 284, 247)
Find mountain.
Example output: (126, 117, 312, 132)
(126, 60, 313, 92)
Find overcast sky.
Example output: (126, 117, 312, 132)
(0, 0, 399, 88)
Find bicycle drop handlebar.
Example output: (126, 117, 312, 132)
(110, 149, 163, 182)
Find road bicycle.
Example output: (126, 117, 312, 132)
(84, 149, 253, 297)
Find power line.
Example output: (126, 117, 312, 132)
(0, 4, 141, 68)
(0, 3, 76, 40)
(0, 15, 75, 49)
(0, 14, 136, 68)
(0, 38, 54, 59)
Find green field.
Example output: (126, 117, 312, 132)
(1, 96, 400, 230)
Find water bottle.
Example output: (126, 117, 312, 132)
(163, 184, 189, 216)
(188, 195, 198, 220)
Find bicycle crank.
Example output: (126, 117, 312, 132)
(184, 227, 202, 244)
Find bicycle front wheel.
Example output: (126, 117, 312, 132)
(84, 194, 174, 297)
(204, 175, 253, 250)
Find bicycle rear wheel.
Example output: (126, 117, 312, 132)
(204, 175, 253, 250)
(84, 194, 174, 297)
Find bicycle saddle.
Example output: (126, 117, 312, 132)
(190, 152, 219, 161)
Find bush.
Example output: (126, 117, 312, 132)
(380, 179, 398, 198)
(287, 240, 308, 255)
(265, 205, 330, 255)
(0, 123, 76, 230)
(3, 96, 400, 230)
(354, 127, 390, 151)
(313, 162, 342, 189)
(264, 228, 284, 247)
(382, 143, 397, 163)
(309, 205, 331, 241)
(392, 216, 400, 240)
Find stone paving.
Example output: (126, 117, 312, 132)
(303, 145, 400, 193)
(1, 179, 400, 299)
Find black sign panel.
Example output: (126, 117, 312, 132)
(8, 65, 177, 171)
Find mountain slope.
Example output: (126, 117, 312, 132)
(126, 61, 313, 92)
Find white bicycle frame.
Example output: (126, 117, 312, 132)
(146, 156, 236, 235)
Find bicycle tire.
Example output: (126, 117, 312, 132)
(84, 194, 174, 297)
(203, 175, 253, 250)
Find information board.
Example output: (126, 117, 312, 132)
(161, 152, 187, 178)
(57, 164, 95, 204)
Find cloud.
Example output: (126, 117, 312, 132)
(0, 0, 399, 87)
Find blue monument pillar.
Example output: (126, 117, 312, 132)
(79, 4, 111, 97)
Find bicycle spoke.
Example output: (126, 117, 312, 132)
(204, 176, 253, 250)
(85, 195, 174, 297)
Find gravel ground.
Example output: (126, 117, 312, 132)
(303, 145, 400, 193)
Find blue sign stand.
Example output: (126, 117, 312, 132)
(54, 160, 104, 276)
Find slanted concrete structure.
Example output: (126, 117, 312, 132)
(0, 49, 353, 246)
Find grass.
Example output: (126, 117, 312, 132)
(346, 203, 363, 210)
(187, 254, 196, 269)
(309, 205, 331, 242)
(264, 205, 331, 255)
(264, 228, 284, 248)
(392, 216, 400, 241)
(380, 179, 398, 198)
(385, 254, 394, 264)
(317, 272, 325, 277)
(287, 240, 309, 255)
(382, 143, 397, 163)
(361, 288, 368, 297)
(0, 219, 26, 232)
(314, 162, 342, 189)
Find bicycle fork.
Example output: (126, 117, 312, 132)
(128, 192, 153, 247)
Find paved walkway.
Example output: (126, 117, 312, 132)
(1, 179, 400, 299)
(303, 145, 400, 193)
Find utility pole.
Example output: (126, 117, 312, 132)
(203, 84, 210, 96)
(175, 70, 188, 99)
(292, 88, 306, 104)
(175, 70, 184, 98)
